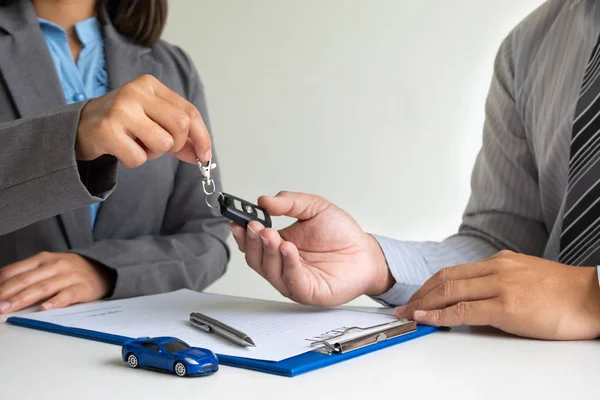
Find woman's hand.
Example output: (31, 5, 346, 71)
(0, 252, 115, 313)
(76, 74, 211, 167)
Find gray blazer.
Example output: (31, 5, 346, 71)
(0, 0, 231, 299)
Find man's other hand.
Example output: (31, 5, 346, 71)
(396, 251, 600, 340)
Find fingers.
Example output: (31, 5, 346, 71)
(410, 299, 500, 327)
(244, 221, 266, 276)
(231, 223, 247, 252)
(257, 191, 331, 220)
(408, 262, 496, 303)
(396, 276, 498, 319)
(0, 262, 60, 300)
(242, 221, 289, 295)
(0, 253, 111, 314)
(2, 274, 75, 313)
(142, 96, 189, 154)
(113, 94, 176, 161)
(103, 127, 148, 168)
(231, 221, 293, 298)
(0, 254, 46, 284)
(280, 241, 311, 304)
(259, 227, 290, 297)
(77, 74, 212, 166)
(152, 78, 212, 162)
(41, 284, 87, 311)
(169, 139, 198, 164)
(126, 117, 174, 161)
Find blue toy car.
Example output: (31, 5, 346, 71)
(121, 336, 218, 377)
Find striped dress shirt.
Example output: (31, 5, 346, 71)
(375, 0, 600, 306)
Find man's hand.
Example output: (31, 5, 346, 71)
(396, 250, 600, 340)
(231, 191, 395, 307)
(0, 252, 115, 314)
(76, 74, 212, 167)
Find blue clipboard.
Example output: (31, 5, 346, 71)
(6, 316, 438, 377)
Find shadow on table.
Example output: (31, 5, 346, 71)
(104, 358, 127, 369)
(103, 358, 216, 378)
(441, 325, 548, 342)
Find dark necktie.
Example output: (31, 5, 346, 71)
(559, 36, 600, 265)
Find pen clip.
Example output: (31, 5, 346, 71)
(189, 316, 212, 333)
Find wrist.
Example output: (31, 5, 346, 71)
(586, 266, 600, 337)
(77, 254, 117, 299)
(75, 99, 97, 161)
(572, 265, 600, 339)
(364, 234, 395, 296)
(95, 263, 117, 299)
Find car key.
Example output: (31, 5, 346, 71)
(197, 159, 272, 228)
(218, 192, 272, 228)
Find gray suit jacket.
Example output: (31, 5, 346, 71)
(0, 0, 230, 298)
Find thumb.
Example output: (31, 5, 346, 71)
(258, 191, 331, 221)
(169, 140, 198, 164)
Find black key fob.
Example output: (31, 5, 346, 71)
(218, 192, 272, 228)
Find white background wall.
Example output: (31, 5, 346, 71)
(163, 0, 546, 305)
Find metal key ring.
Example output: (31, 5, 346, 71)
(202, 179, 216, 196)
(205, 191, 224, 209)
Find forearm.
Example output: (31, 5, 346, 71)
(368, 29, 553, 307)
(370, 232, 499, 306)
(72, 230, 230, 299)
(0, 103, 117, 235)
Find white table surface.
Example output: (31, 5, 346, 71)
(2, 303, 599, 400)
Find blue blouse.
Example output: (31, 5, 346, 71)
(38, 17, 110, 228)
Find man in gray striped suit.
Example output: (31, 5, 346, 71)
(232, 0, 600, 341)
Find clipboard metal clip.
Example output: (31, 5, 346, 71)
(307, 319, 417, 355)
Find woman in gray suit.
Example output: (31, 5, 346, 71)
(0, 0, 230, 313)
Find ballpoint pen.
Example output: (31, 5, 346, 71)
(189, 312, 256, 347)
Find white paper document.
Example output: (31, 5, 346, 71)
(18, 289, 402, 362)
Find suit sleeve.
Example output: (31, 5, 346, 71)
(0, 102, 117, 236)
(71, 65, 231, 299)
(373, 28, 547, 306)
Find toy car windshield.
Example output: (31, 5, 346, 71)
(162, 339, 190, 354)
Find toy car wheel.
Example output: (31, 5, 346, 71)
(174, 361, 187, 377)
(127, 354, 139, 369)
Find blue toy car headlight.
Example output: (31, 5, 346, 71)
(184, 358, 199, 365)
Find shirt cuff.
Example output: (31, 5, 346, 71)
(369, 234, 433, 307)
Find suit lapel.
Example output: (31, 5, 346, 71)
(103, 22, 163, 91)
(0, 4, 65, 118)
(0, 0, 93, 248)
